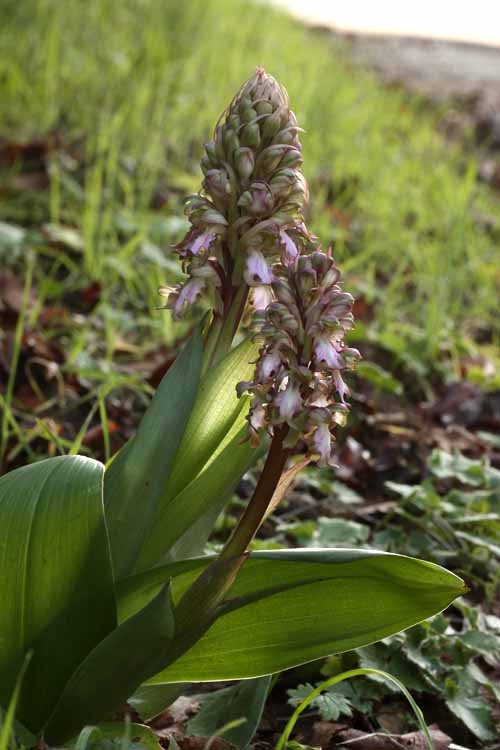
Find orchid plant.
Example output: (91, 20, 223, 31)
(0, 70, 465, 746)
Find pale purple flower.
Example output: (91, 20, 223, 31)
(258, 351, 283, 380)
(190, 229, 217, 256)
(173, 278, 205, 317)
(275, 380, 302, 420)
(333, 370, 350, 403)
(314, 335, 343, 369)
(237, 249, 358, 466)
(249, 402, 267, 434)
(313, 423, 332, 466)
(279, 229, 298, 262)
(244, 250, 273, 286)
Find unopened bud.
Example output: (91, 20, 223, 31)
(227, 114, 240, 130)
(269, 168, 296, 198)
(202, 209, 228, 226)
(235, 147, 255, 180)
(240, 123, 261, 148)
(214, 126, 226, 161)
(261, 106, 284, 140)
(257, 144, 288, 176)
(200, 156, 211, 174)
(273, 278, 295, 305)
(223, 128, 240, 157)
(255, 100, 274, 116)
(241, 106, 258, 123)
(310, 252, 329, 275)
(238, 183, 274, 215)
(205, 140, 218, 165)
(297, 268, 316, 296)
(276, 127, 302, 146)
(279, 148, 302, 169)
(204, 169, 231, 201)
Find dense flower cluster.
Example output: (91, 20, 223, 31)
(161, 68, 314, 319)
(237, 250, 360, 466)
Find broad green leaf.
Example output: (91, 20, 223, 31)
(129, 684, 187, 721)
(104, 331, 203, 579)
(445, 670, 496, 741)
(117, 549, 465, 684)
(187, 676, 272, 749)
(0, 457, 115, 733)
(135, 422, 260, 569)
(163, 337, 258, 501)
(44, 585, 175, 744)
(69, 722, 161, 750)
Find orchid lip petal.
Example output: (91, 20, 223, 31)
(244, 250, 273, 286)
(174, 278, 205, 316)
(275, 381, 302, 419)
(313, 423, 332, 465)
(190, 229, 217, 255)
(314, 335, 343, 369)
(279, 229, 298, 262)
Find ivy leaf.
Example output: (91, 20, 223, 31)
(461, 630, 500, 654)
(444, 673, 496, 741)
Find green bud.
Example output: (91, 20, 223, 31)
(276, 127, 301, 146)
(279, 148, 302, 169)
(214, 126, 225, 161)
(258, 144, 287, 175)
(235, 147, 255, 180)
(240, 123, 261, 148)
(202, 209, 228, 225)
(273, 278, 295, 305)
(205, 140, 218, 165)
(227, 114, 240, 130)
(239, 95, 253, 110)
(204, 169, 231, 200)
(261, 107, 283, 140)
(310, 252, 329, 275)
(186, 196, 211, 216)
(255, 100, 274, 116)
(241, 106, 258, 124)
(237, 190, 253, 210)
(200, 155, 212, 174)
(297, 268, 316, 296)
(223, 128, 240, 156)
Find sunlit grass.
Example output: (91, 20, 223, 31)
(1, 0, 498, 362)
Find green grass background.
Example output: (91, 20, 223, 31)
(1, 0, 499, 361)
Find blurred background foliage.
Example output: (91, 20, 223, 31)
(1, 0, 498, 361)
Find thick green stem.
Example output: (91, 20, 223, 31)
(213, 283, 249, 361)
(172, 425, 288, 646)
(219, 425, 289, 561)
(201, 283, 249, 373)
(201, 313, 224, 374)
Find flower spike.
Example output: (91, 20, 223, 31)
(238, 250, 360, 467)
(162, 68, 313, 321)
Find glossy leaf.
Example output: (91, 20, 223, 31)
(104, 331, 203, 579)
(163, 337, 258, 501)
(117, 549, 466, 684)
(187, 676, 272, 749)
(69, 722, 161, 750)
(129, 683, 187, 721)
(45, 585, 175, 744)
(0, 457, 115, 733)
(136, 422, 260, 568)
